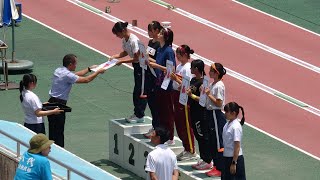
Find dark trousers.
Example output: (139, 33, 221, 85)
(47, 97, 67, 147)
(172, 91, 195, 153)
(155, 89, 175, 140)
(190, 106, 211, 161)
(133, 63, 147, 118)
(145, 68, 159, 128)
(24, 123, 45, 134)
(222, 156, 246, 180)
(205, 109, 226, 171)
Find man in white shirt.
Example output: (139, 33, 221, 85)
(145, 127, 179, 180)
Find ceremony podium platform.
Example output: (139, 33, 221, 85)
(109, 118, 221, 180)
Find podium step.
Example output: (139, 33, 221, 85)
(109, 117, 221, 179)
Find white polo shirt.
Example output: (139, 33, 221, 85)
(222, 119, 243, 157)
(145, 144, 178, 180)
(122, 33, 144, 62)
(205, 80, 225, 110)
(172, 62, 192, 91)
(21, 90, 44, 124)
(49, 67, 79, 101)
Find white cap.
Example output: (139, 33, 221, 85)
(161, 21, 171, 28)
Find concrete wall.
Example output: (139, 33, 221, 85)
(0, 151, 18, 180)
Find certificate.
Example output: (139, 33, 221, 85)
(138, 43, 148, 70)
(199, 76, 210, 107)
(161, 60, 174, 90)
(91, 59, 118, 72)
(179, 73, 191, 105)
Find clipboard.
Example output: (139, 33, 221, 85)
(42, 103, 72, 112)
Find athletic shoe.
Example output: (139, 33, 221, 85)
(194, 161, 213, 170)
(125, 114, 145, 123)
(177, 151, 198, 161)
(143, 128, 154, 138)
(176, 151, 187, 159)
(206, 167, 221, 177)
(191, 159, 204, 169)
(164, 139, 175, 146)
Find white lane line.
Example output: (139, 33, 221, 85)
(22, 11, 320, 161)
(148, 0, 320, 74)
(67, 0, 320, 117)
(231, 0, 320, 37)
(21, 14, 133, 71)
(245, 122, 320, 161)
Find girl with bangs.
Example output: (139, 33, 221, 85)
(144, 21, 163, 138)
(203, 63, 227, 177)
(149, 28, 176, 145)
(186, 59, 213, 170)
(222, 102, 246, 180)
(170, 45, 197, 161)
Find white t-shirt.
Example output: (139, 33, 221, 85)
(172, 62, 192, 91)
(122, 33, 144, 62)
(205, 80, 225, 110)
(223, 118, 243, 157)
(21, 90, 44, 124)
(145, 144, 178, 180)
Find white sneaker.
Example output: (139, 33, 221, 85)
(194, 161, 213, 170)
(164, 139, 175, 146)
(177, 151, 187, 159)
(126, 114, 145, 123)
(192, 159, 204, 169)
(177, 151, 198, 161)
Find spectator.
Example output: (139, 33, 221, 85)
(14, 134, 54, 180)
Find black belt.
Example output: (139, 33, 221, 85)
(49, 97, 67, 105)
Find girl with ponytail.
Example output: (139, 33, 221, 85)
(20, 74, 63, 134)
(169, 45, 197, 161)
(203, 62, 227, 176)
(222, 102, 246, 179)
(110, 21, 149, 123)
(186, 59, 214, 169)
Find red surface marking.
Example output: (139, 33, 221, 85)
(80, 0, 320, 109)
(20, 0, 320, 157)
(169, 0, 320, 67)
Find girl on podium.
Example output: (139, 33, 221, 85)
(170, 45, 197, 161)
(110, 21, 148, 123)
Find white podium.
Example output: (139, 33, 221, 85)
(108, 117, 221, 180)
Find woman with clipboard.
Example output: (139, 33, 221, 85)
(19, 74, 64, 134)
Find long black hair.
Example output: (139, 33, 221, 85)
(19, 74, 37, 102)
(148, 21, 163, 32)
(112, 21, 128, 34)
(160, 28, 174, 46)
(224, 102, 245, 125)
(191, 59, 206, 76)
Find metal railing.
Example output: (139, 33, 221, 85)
(0, 130, 92, 180)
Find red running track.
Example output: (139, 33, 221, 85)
(168, 0, 320, 67)
(79, 0, 320, 109)
(19, 0, 320, 158)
